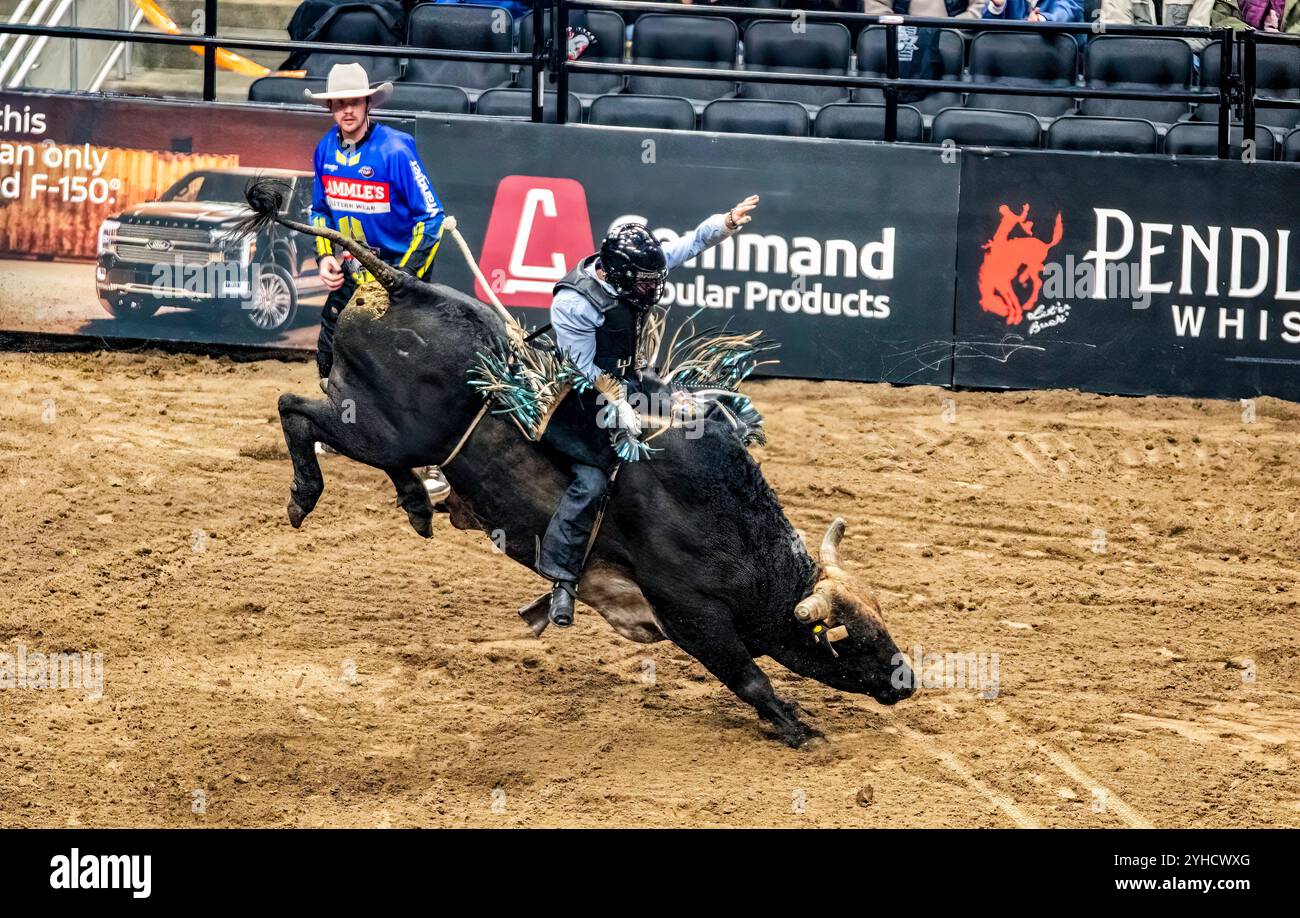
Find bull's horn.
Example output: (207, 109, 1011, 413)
(825, 625, 849, 643)
(794, 592, 832, 624)
(820, 518, 846, 569)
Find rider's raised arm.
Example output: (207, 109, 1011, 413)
(551, 289, 604, 382)
(661, 213, 737, 272)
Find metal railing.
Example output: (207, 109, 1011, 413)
(0, 0, 1294, 161)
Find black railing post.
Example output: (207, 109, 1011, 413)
(531, 0, 547, 123)
(202, 0, 217, 102)
(552, 0, 570, 124)
(1242, 27, 1256, 161)
(1216, 27, 1233, 160)
(883, 16, 900, 144)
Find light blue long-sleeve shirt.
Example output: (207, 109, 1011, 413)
(551, 214, 734, 381)
(981, 0, 1083, 21)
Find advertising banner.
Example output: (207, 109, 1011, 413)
(0, 91, 412, 349)
(953, 150, 1300, 402)
(416, 117, 962, 384)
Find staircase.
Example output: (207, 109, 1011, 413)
(1, 0, 303, 101)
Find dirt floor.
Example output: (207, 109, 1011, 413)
(1, 349, 1298, 828)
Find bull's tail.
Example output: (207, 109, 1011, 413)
(1048, 213, 1063, 248)
(232, 177, 406, 293)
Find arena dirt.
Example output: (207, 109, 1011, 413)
(2, 350, 1298, 827)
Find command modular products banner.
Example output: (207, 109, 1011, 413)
(954, 150, 1300, 403)
(417, 117, 962, 385)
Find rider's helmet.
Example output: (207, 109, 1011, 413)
(599, 224, 667, 310)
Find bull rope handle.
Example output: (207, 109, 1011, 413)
(443, 216, 527, 352)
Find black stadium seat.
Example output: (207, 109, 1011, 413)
(518, 9, 626, 96)
(1285, 128, 1300, 162)
(1250, 43, 1300, 130)
(474, 88, 582, 123)
(702, 99, 810, 137)
(738, 20, 852, 108)
(589, 94, 697, 131)
(967, 31, 1078, 118)
(1164, 122, 1277, 160)
(380, 82, 471, 115)
(1081, 36, 1193, 124)
(854, 27, 964, 116)
(284, 5, 402, 72)
(813, 103, 924, 143)
(249, 76, 324, 105)
(931, 108, 1041, 149)
(404, 3, 514, 93)
(627, 14, 739, 102)
(1047, 115, 1159, 155)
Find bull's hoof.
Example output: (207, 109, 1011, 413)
(287, 499, 309, 529)
(774, 720, 825, 750)
(406, 509, 433, 538)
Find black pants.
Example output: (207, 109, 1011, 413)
(536, 385, 623, 584)
(316, 275, 357, 379)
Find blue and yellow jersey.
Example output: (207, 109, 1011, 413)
(309, 121, 444, 282)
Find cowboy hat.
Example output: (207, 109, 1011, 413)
(304, 62, 393, 108)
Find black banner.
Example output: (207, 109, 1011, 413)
(953, 150, 1300, 402)
(416, 116, 960, 384)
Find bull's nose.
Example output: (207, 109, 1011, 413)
(877, 676, 916, 705)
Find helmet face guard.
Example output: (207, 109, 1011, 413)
(621, 266, 666, 310)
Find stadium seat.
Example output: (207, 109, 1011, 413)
(474, 88, 583, 123)
(854, 27, 964, 116)
(379, 82, 471, 115)
(702, 99, 810, 137)
(627, 14, 739, 102)
(813, 103, 924, 143)
(737, 20, 852, 108)
(1046, 115, 1160, 155)
(1081, 36, 1194, 124)
(589, 94, 697, 131)
(249, 76, 324, 105)
(304, 53, 402, 83)
(1284, 128, 1300, 162)
(1164, 121, 1277, 160)
(518, 10, 626, 96)
(404, 3, 515, 93)
(1250, 43, 1300, 130)
(931, 108, 1041, 149)
(967, 31, 1078, 118)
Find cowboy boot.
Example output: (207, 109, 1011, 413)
(548, 581, 577, 628)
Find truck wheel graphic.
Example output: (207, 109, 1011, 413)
(245, 263, 298, 335)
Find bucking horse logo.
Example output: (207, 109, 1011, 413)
(977, 203, 1063, 325)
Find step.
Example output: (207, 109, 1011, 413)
(99, 64, 263, 103)
(131, 24, 291, 71)
(0, 0, 301, 34)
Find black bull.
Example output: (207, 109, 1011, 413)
(237, 179, 914, 747)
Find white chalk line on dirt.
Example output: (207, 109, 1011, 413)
(895, 724, 1042, 828)
(984, 707, 1155, 829)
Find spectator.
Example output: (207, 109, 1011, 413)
(1212, 0, 1300, 31)
(862, 0, 989, 16)
(983, 0, 1083, 20)
(1103, 1, 1212, 51)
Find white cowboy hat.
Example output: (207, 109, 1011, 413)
(304, 62, 392, 108)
